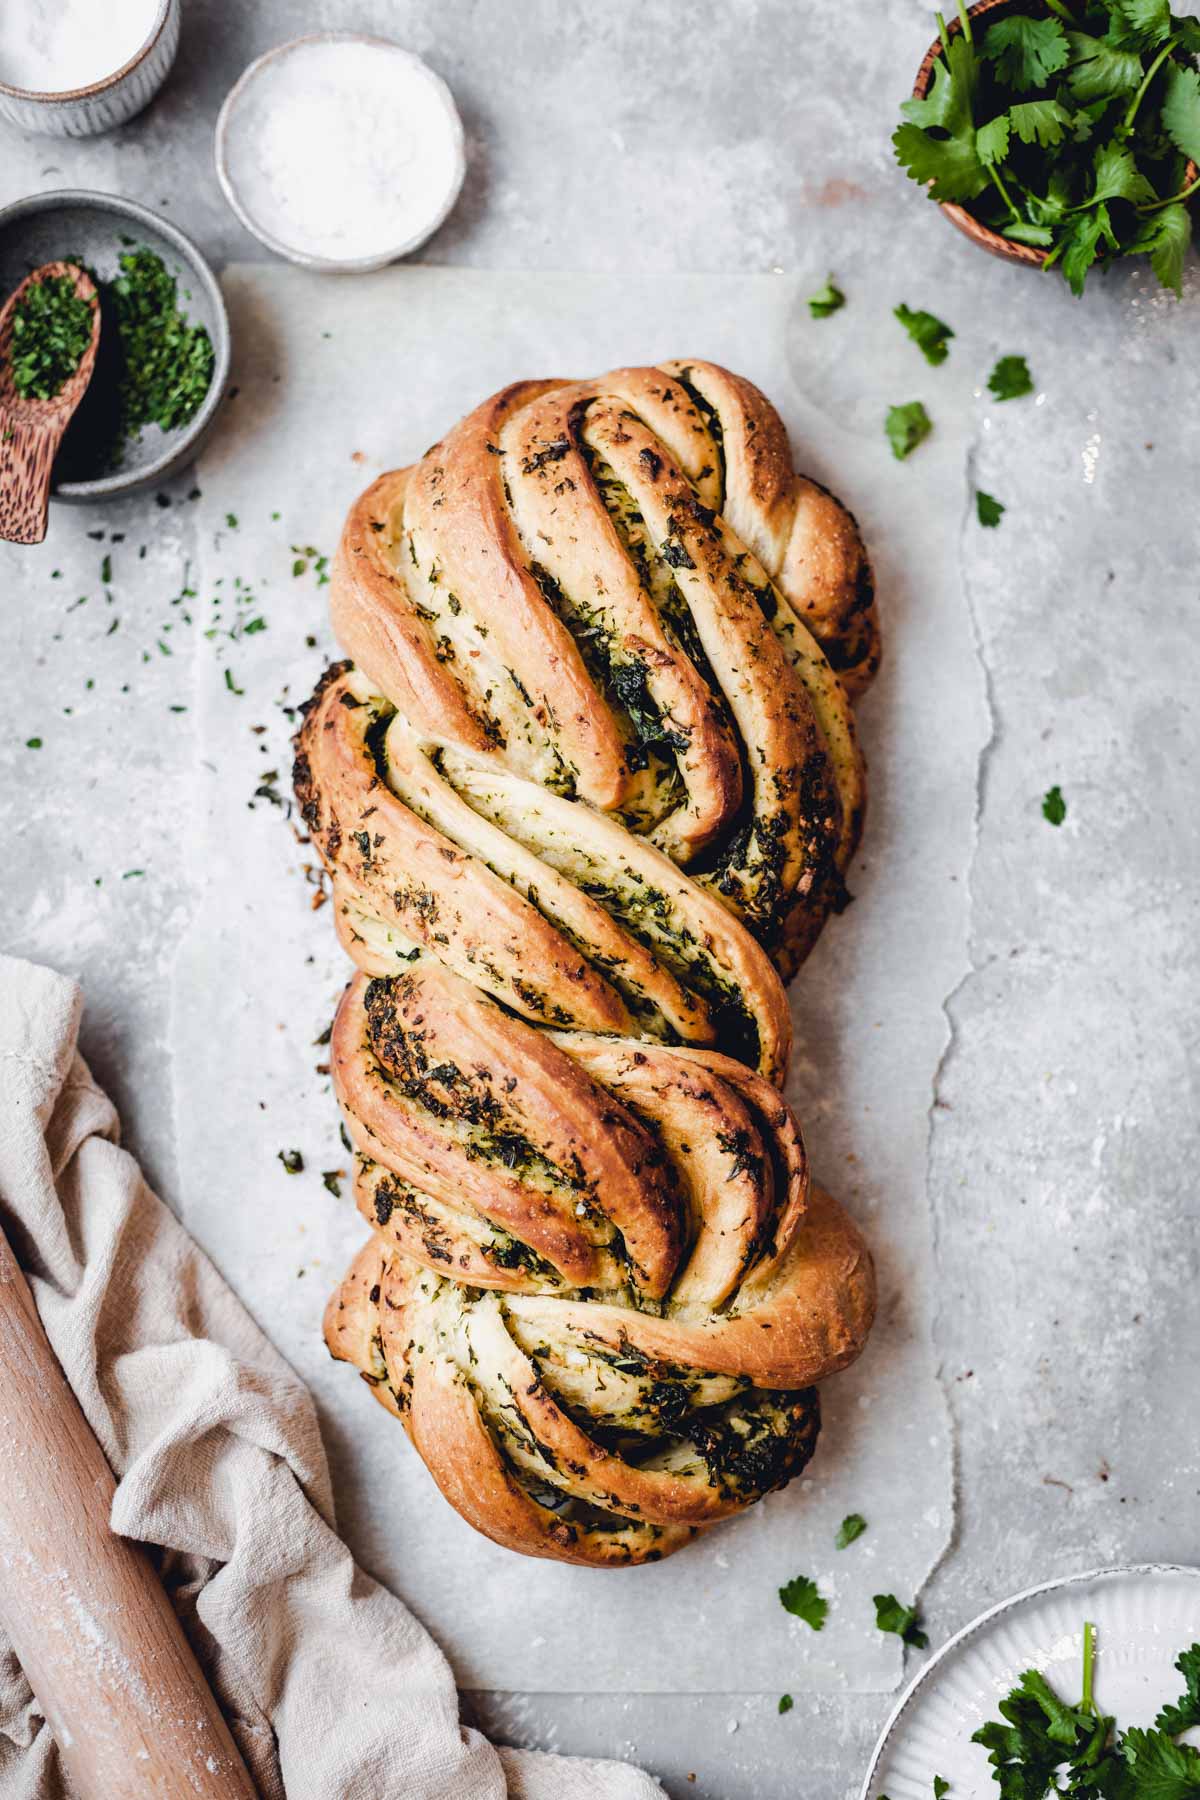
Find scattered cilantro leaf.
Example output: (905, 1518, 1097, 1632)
(808, 276, 845, 319)
(895, 304, 954, 364)
(1043, 784, 1067, 825)
(224, 667, 244, 696)
(778, 1694, 794, 1715)
(886, 401, 933, 460)
(988, 355, 1034, 401)
(321, 1170, 343, 1197)
(836, 1513, 868, 1548)
(277, 1149, 304, 1175)
(933, 1779, 950, 1799)
(779, 1575, 828, 1631)
(983, 14, 1070, 88)
(874, 1593, 929, 1648)
(25, 737, 42, 749)
(977, 489, 1006, 526)
(225, 511, 238, 529)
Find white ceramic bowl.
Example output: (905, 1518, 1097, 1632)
(863, 1564, 1200, 1800)
(0, 0, 179, 137)
(214, 32, 466, 273)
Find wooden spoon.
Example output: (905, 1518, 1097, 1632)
(0, 1220, 259, 1798)
(0, 260, 101, 546)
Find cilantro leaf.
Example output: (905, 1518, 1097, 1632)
(933, 1780, 950, 1799)
(779, 1574, 827, 1631)
(1155, 1644, 1200, 1736)
(1043, 785, 1067, 824)
(778, 1693, 794, 1714)
(874, 1593, 929, 1648)
(988, 355, 1034, 400)
(1066, 32, 1144, 102)
(836, 1512, 868, 1548)
(895, 303, 954, 364)
(977, 114, 1013, 166)
(1058, 202, 1119, 297)
(1089, 140, 1157, 205)
(977, 489, 1005, 526)
(808, 276, 846, 319)
(1009, 98, 1072, 148)
(1129, 202, 1192, 296)
(277, 1148, 304, 1174)
(886, 401, 933, 460)
(1162, 61, 1200, 164)
(982, 14, 1070, 88)
(1104, 0, 1173, 51)
(1120, 1727, 1200, 1800)
(894, 32, 987, 203)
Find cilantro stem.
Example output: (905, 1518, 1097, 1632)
(1122, 38, 1176, 136)
(1137, 171, 1200, 212)
(986, 161, 1022, 221)
(956, 0, 973, 46)
(936, 10, 951, 57)
(1082, 1621, 1097, 1715)
(1042, 0, 1074, 17)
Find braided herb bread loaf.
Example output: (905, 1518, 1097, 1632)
(294, 361, 880, 1566)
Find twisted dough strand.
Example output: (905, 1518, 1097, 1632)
(296, 362, 879, 1565)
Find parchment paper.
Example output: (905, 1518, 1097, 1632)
(170, 265, 975, 1693)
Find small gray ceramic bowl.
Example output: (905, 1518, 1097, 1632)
(0, 0, 179, 137)
(0, 190, 230, 502)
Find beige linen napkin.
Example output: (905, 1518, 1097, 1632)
(0, 955, 661, 1800)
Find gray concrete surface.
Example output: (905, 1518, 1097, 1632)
(3, 2, 1199, 1796)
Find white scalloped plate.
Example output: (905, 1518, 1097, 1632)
(862, 1565, 1200, 1800)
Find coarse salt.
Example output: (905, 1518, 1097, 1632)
(0, 0, 159, 93)
(219, 38, 464, 267)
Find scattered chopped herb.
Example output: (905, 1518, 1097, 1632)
(886, 401, 933, 460)
(836, 1513, 868, 1549)
(895, 303, 954, 364)
(977, 489, 1006, 526)
(778, 1694, 794, 1715)
(874, 1592, 928, 1648)
(933, 1779, 949, 1799)
(988, 354, 1034, 401)
(25, 737, 42, 749)
(779, 1575, 828, 1631)
(321, 1170, 343, 1197)
(100, 553, 112, 583)
(225, 512, 238, 528)
(122, 868, 144, 879)
(277, 1148, 304, 1174)
(7, 273, 95, 400)
(1043, 783, 1067, 825)
(894, 1, 1200, 296)
(807, 275, 846, 318)
(224, 668, 244, 696)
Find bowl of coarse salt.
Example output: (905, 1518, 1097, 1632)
(0, 0, 179, 136)
(214, 33, 467, 273)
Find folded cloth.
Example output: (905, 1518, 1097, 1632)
(0, 956, 662, 1800)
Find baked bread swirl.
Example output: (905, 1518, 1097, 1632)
(296, 361, 880, 1566)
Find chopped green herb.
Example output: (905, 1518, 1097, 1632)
(321, 1170, 343, 1197)
(988, 355, 1034, 401)
(886, 401, 933, 460)
(25, 737, 42, 749)
(100, 553, 112, 583)
(1043, 784, 1067, 825)
(224, 668, 244, 696)
(895, 304, 954, 365)
(225, 512, 238, 529)
(779, 1575, 828, 1631)
(277, 1148, 304, 1175)
(933, 1780, 949, 1799)
(836, 1513, 868, 1549)
(977, 489, 1006, 527)
(807, 275, 846, 318)
(8, 273, 95, 400)
(122, 869, 144, 879)
(874, 1593, 928, 1648)
(778, 1694, 794, 1715)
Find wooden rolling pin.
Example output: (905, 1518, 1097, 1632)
(0, 1224, 258, 1798)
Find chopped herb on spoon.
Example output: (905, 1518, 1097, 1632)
(8, 274, 95, 401)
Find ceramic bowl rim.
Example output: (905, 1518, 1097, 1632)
(0, 0, 173, 103)
(213, 31, 467, 274)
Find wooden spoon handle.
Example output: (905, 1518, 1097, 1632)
(0, 1225, 258, 1798)
(0, 405, 66, 545)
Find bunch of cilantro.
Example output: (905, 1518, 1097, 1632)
(973, 1624, 1200, 1798)
(893, 0, 1200, 295)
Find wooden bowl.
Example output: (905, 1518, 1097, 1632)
(912, 0, 1198, 267)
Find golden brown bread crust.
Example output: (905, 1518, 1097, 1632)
(297, 361, 880, 1565)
